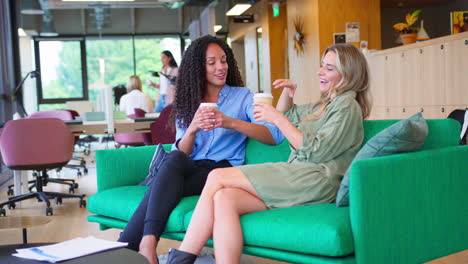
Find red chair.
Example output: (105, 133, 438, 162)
(7, 110, 81, 196)
(0, 118, 86, 216)
(114, 112, 145, 148)
(150, 104, 175, 145)
(134, 108, 153, 145)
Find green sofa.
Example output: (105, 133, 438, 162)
(87, 119, 468, 264)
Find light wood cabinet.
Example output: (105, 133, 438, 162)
(367, 31, 468, 120)
(445, 37, 468, 106)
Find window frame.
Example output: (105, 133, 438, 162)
(34, 37, 89, 105)
(33, 34, 185, 107)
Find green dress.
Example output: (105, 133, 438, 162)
(240, 90, 363, 209)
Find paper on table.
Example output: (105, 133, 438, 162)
(13, 236, 128, 263)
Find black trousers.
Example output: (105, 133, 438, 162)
(118, 150, 232, 251)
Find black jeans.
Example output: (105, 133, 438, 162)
(118, 150, 232, 251)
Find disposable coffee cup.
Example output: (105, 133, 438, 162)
(254, 93, 273, 105)
(200, 103, 218, 110)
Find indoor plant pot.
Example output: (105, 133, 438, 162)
(400, 33, 417, 45)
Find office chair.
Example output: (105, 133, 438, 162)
(150, 104, 175, 144)
(63, 109, 89, 175)
(134, 108, 153, 145)
(7, 110, 80, 196)
(0, 118, 86, 216)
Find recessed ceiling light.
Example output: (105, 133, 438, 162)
(226, 4, 251, 16)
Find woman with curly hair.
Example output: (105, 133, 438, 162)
(166, 43, 371, 264)
(117, 35, 284, 264)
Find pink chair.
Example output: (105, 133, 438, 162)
(27, 110, 80, 191)
(113, 109, 148, 148)
(150, 104, 175, 145)
(0, 118, 86, 216)
(134, 108, 153, 145)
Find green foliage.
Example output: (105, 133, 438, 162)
(39, 36, 181, 109)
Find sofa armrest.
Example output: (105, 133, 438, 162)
(95, 144, 172, 192)
(349, 146, 468, 264)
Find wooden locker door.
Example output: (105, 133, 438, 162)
(445, 38, 468, 106)
(368, 54, 386, 108)
(421, 43, 446, 107)
(384, 53, 404, 107)
(401, 48, 424, 107)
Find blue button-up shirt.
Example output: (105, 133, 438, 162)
(172, 85, 284, 166)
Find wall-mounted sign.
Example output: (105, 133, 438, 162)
(345, 22, 360, 43)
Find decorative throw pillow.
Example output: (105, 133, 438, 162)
(139, 144, 169, 186)
(336, 112, 428, 207)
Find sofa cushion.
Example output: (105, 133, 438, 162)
(183, 203, 354, 257)
(88, 186, 199, 233)
(336, 112, 428, 207)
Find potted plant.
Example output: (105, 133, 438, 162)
(393, 10, 421, 45)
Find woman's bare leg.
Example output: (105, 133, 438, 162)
(179, 167, 262, 255)
(139, 235, 158, 264)
(212, 188, 268, 264)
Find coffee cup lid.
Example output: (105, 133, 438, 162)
(200, 103, 218, 108)
(254, 93, 273, 98)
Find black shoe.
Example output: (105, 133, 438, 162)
(166, 248, 197, 264)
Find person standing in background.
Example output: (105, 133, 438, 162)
(148, 50, 179, 113)
(119, 75, 154, 115)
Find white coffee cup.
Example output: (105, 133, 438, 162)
(254, 93, 274, 105)
(199, 103, 218, 110)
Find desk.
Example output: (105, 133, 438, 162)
(0, 243, 149, 264)
(66, 117, 157, 136)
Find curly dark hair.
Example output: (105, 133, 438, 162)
(171, 35, 244, 129)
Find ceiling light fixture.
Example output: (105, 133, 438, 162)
(226, 4, 251, 16)
(40, 10, 59, 37)
(214, 25, 222, 33)
(21, 0, 44, 15)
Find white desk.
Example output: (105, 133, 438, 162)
(66, 117, 157, 136)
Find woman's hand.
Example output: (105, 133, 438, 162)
(187, 107, 217, 133)
(147, 80, 160, 89)
(253, 103, 284, 126)
(273, 79, 296, 98)
(202, 109, 233, 131)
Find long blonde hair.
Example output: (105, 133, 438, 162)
(127, 75, 142, 93)
(309, 44, 371, 120)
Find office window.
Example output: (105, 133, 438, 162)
(134, 36, 181, 99)
(86, 37, 134, 102)
(34, 35, 182, 110)
(36, 39, 87, 105)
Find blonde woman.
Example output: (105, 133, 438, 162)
(166, 43, 371, 263)
(119, 75, 154, 115)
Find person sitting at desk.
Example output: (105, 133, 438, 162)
(119, 75, 154, 115)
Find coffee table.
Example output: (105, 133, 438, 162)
(0, 243, 149, 264)
(0, 216, 51, 244)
